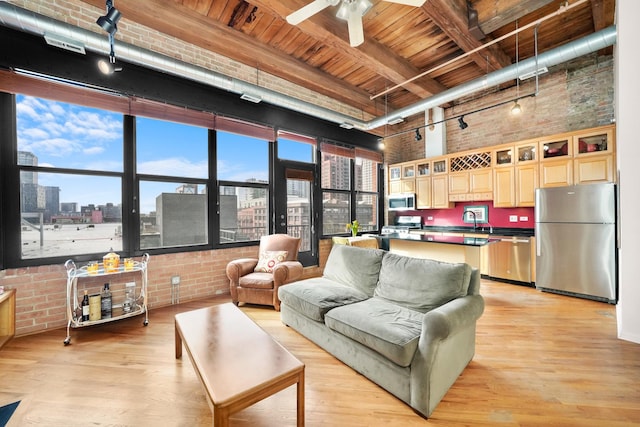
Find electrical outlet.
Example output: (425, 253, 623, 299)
(427, 216, 434, 221)
(509, 215, 518, 222)
(520, 216, 528, 221)
(171, 275, 180, 285)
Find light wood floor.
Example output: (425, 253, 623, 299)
(1, 280, 639, 426)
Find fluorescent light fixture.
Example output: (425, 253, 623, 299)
(44, 34, 86, 54)
(340, 122, 355, 129)
(519, 67, 548, 80)
(240, 93, 263, 103)
(387, 116, 404, 125)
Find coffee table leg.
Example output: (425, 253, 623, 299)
(297, 369, 305, 427)
(175, 321, 182, 359)
(213, 405, 229, 427)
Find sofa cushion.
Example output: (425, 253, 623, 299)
(278, 277, 370, 322)
(323, 245, 386, 296)
(374, 253, 472, 313)
(324, 298, 423, 367)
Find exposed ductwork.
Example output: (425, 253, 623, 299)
(0, 3, 617, 132)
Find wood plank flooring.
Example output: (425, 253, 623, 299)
(1, 280, 639, 426)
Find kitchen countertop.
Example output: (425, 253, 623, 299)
(382, 232, 499, 247)
(420, 226, 534, 237)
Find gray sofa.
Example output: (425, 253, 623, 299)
(278, 244, 484, 418)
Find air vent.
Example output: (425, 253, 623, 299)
(519, 67, 548, 80)
(44, 34, 86, 54)
(240, 93, 262, 103)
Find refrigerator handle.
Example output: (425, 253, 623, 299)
(536, 233, 541, 257)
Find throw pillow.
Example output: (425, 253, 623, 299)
(254, 250, 288, 273)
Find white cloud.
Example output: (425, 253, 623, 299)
(138, 157, 208, 178)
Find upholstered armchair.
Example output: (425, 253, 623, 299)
(226, 234, 304, 311)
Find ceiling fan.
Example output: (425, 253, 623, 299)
(286, 0, 427, 47)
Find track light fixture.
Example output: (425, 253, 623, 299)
(414, 128, 422, 141)
(96, 4, 121, 35)
(458, 116, 468, 130)
(511, 100, 522, 115)
(96, 0, 123, 75)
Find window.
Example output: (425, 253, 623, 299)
(320, 144, 381, 236)
(355, 156, 380, 233)
(217, 131, 270, 243)
(16, 95, 124, 260)
(277, 131, 316, 163)
(136, 117, 209, 250)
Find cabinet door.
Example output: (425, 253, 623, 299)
(574, 154, 614, 184)
(432, 175, 453, 208)
(516, 164, 538, 206)
(400, 178, 416, 193)
(493, 167, 515, 207)
(388, 180, 402, 194)
(540, 159, 573, 187)
(470, 169, 493, 193)
(448, 172, 469, 195)
(416, 176, 432, 209)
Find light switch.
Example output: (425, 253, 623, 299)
(509, 215, 518, 222)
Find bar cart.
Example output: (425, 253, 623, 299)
(63, 253, 150, 345)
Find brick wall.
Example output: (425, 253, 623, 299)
(0, 239, 332, 337)
(382, 53, 614, 164)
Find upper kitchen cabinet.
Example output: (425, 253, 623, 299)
(573, 125, 616, 184)
(388, 161, 416, 194)
(539, 133, 573, 188)
(494, 145, 514, 167)
(448, 150, 492, 201)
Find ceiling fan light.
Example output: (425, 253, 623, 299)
(336, 2, 350, 20)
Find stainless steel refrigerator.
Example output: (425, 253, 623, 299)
(535, 183, 617, 303)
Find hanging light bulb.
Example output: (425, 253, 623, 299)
(511, 100, 522, 115)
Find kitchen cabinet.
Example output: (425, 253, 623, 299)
(388, 161, 416, 194)
(574, 154, 614, 184)
(493, 167, 516, 207)
(432, 175, 453, 208)
(416, 176, 432, 209)
(469, 169, 493, 199)
(494, 146, 514, 167)
(539, 158, 573, 188)
(540, 134, 572, 161)
(448, 172, 469, 201)
(515, 164, 538, 206)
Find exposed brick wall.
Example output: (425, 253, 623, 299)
(383, 53, 614, 163)
(0, 240, 332, 337)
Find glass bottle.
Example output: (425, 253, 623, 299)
(101, 283, 112, 319)
(81, 290, 90, 322)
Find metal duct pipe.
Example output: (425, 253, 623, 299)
(0, 3, 617, 132)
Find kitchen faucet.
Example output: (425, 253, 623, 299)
(464, 210, 477, 231)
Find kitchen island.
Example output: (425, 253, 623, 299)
(382, 233, 498, 270)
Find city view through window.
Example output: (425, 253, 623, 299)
(16, 95, 378, 261)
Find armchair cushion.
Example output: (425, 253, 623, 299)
(239, 272, 278, 289)
(255, 250, 289, 273)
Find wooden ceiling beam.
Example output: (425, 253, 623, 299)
(78, 0, 381, 116)
(421, 0, 512, 73)
(249, 0, 448, 98)
(474, 0, 556, 34)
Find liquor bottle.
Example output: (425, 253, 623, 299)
(81, 290, 90, 322)
(101, 283, 112, 319)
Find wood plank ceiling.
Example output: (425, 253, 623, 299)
(79, 0, 615, 126)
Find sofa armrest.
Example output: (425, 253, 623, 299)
(272, 261, 304, 287)
(226, 258, 259, 283)
(421, 294, 485, 342)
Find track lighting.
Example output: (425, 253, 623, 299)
(414, 128, 422, 141)
(511, 100, 522, 115)
(458, 116, 468, 130)
(96, 0, 123, 75)
(96, 4, 121, 35)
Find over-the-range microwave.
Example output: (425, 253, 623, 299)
(388, 193, 416, 211)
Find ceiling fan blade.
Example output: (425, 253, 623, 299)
(383, 0, 426, 6)
(286, 0, 336, 25)
(347, 13, 365, 47)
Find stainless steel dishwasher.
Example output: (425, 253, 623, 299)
(488, 236, 531, 284)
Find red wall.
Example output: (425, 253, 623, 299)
(402, 201, 535, 229)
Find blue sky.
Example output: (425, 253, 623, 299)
(16, 94, 313, 213)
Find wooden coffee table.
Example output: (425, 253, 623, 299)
(175, 303, 304, 426)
